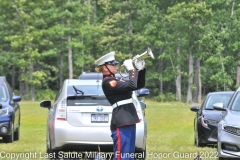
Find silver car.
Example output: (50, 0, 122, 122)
(213, 87, 240, 160)
(40, 79, 148, 159)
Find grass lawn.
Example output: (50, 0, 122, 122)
(0, 101, 217, 160)
(145, 100, 216, 160)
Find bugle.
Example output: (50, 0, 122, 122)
(119, 47, 154, 77)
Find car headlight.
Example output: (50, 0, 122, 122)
(0, 107, 8, 116)
(201, 117, 218, 128)
(223, 125, 240, 136)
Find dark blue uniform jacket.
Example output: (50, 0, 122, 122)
(102, 68, 146, 130)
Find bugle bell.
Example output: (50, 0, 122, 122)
(119, 47, 154, 77)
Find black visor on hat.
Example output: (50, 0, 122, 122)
(104, 60, 119, 65)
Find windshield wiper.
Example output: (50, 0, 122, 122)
(73, 86, 84, 95)
(205, 108, 214, 110)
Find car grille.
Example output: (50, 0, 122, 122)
(224, 126, 240, 136)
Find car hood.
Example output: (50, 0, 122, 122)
(224, 110, 240, 125)
(202, 110, 222, 121)
(0, 102, 9, 109)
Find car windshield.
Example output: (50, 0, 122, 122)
(0, 85, 7, 102)
(205, 94, 232, 109)
(67, 85, 111, 106)
(231, 91, 240, 111)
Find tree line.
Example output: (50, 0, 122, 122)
(0, 0, 239, 102)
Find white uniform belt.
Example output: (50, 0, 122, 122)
(112, 98, 133, 109)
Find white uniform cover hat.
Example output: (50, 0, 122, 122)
(95, 52, 119, 66)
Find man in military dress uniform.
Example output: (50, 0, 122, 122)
(95, 51, 146, 160)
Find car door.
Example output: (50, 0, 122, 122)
(6, 82, 20, 130)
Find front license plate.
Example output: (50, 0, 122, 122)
(91, 114, 109, 123)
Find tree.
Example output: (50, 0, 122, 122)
(165, 1, 212, 103)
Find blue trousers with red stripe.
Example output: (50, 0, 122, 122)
(111, 124, 136, 160)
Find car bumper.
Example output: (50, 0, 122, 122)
(198, 123, 218, 144)
(51, 119, 146, 152)
(53, 121, 112, 146)
(218, 130, 240, 158)
(135, 118, 147, 151)
(0, 121, 11, 136)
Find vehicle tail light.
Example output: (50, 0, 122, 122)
(134, 98, 143, 122)
(56, 98, 67, 120)
(136, 109, 142, 121)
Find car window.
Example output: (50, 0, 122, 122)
(5, 81, 13, 97)
(205, 94, 232, 109)
(67, 85, 104, 96)
(0, 85, 7, 101)
(67, 96, 111, 106)
(231, 92, 240, 111)
(54, 85, 63, 101)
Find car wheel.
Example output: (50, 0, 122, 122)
(14, 116, 20, 141)
(47, 135, 60, 160)
(135, 147, 146, 160)
(218, 158, 235, 160)
(14, 126, 20, 141)
(194, 137, 205, 147)
(47, 147, 60, 160)
(3, 123, 14, 143)
(13, 127, 20, 141)
(194, 132, 205, 147)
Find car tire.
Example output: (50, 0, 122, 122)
(135, 147, 146, 160)
(47, 135, 60, 160)
(194, 132, 205, 147)
(218, 158, 236, 160)
(47, 148, 60, 160)
(14, 116, 20, 141)
(3, 123, 14, 143)
(218, 157, 229, 160)
(14, 126, 20, 141)
(194, 137, 205, 147)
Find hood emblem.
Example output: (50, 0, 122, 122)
(96, 107, 103, 112)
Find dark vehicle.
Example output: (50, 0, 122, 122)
(190, 91, 234, 147)
(214, 88, 240, 159)
(0, 76, 21, 143)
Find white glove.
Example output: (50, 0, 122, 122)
(134, 59, 145, 70)
(123, 59, 134, 71)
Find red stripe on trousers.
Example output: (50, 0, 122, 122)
(116, 127, 121, 160)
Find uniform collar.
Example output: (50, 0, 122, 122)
(103, 74, 115, 79)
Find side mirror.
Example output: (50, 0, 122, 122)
(137, 88, 149, 97)
(12, 96, 21, 102)
(40, 100, 51, 109)
(190, 106, 199, 112)
(213, 102, 226, 111)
